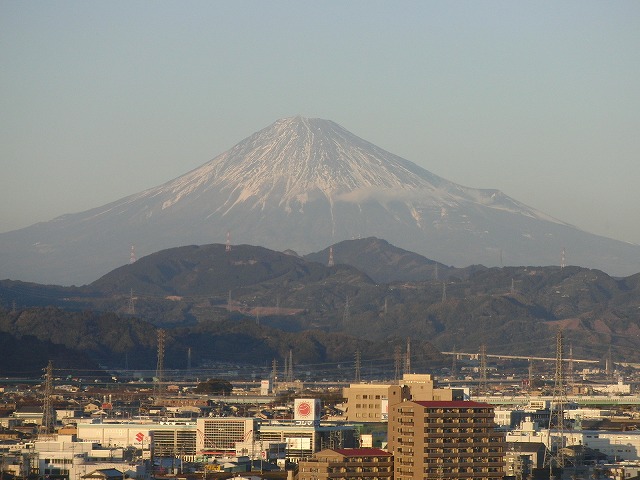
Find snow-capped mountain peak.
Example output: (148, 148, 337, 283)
(1, 116, 638, 285)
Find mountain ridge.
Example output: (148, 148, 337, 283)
(1, 116, 639, 285)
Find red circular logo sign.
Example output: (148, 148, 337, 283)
(297, 401, 312, 417)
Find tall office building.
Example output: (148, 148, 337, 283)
(388, 400, 505, 480)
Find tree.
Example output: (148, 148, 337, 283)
(194, 379, 233, 395)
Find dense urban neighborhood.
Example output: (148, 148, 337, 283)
(3, 344, 640, 480)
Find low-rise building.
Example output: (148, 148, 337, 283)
(297, 448, 393, 480)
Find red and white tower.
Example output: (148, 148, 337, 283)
(130, 245, 136, 264)
(226, 231, 232, 253)
(328, 246, 335, 267)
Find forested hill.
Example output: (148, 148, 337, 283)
(1, 239, 640, 376)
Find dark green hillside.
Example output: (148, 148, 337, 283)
(0, 330, 101, 376)
(90, 243, 351, 296)
(0, 306, 445, 376)
(2, 240, 640, 371)
(304, 237, 476, 283)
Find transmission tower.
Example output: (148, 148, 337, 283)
(288, 349, 294, 382)
(544, 330, 570, 477)
(567, 344, 575, 391)
(271, 359, 278, 384)
(451, 345, 457, 378)
(40, 360, 54, 436)
(127, 288, 136, 315)
(155, 329, 165, 404)
(404, 338, 411, 375)
(354, 350, 361, 382)
(343, 295, 351, 325)
(283, 355, 288, 382)
(479, 344, 488, 394)
(393, 346, 402, 381)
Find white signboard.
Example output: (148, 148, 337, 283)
(294, 398, 320, 422)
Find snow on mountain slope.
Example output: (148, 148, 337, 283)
(0, 116, 638, 285)
(104, 116, 565, 227)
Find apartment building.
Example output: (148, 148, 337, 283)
(343, 374, 459, 423)
(388, 400, 506, 480)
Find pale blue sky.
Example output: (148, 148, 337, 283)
(1, 1, 639, 244)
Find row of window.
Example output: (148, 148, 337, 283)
(354, 403, 381, 409)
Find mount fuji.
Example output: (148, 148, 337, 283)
(2, 116, 639, 285)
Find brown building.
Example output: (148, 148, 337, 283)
(343, 374, 459, 423)
(388, 400, 506, 480)
(297, 448, 393, 480)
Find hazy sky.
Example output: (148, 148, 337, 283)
(1, 1, 639, 245)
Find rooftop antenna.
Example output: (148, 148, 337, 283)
(328, 246, 335, 267)
(226, 231, 231, 253)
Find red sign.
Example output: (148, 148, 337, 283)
(297, 401, 311, 417)
(136, 432, 144, 442)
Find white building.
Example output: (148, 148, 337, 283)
(18, 435, 149, 480)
